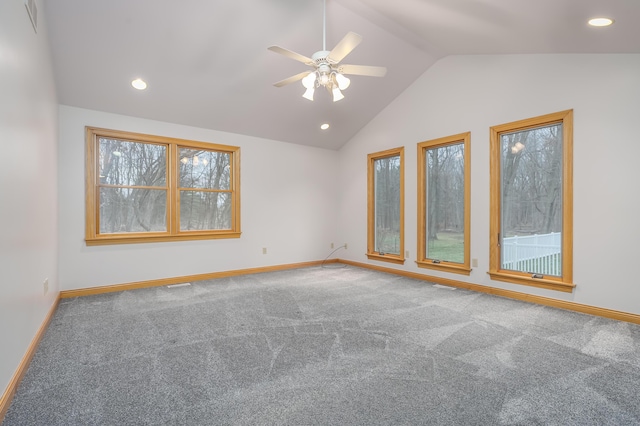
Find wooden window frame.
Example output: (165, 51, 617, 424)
(489, 110, 574, 292)
(417, 132, 471, 275)
(367, 147, 405, 265)
(85, 127, 241, 245)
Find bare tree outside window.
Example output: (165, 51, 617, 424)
(426, 143, 465, 263)
(86, 127, 240, 245)
(489, 110, 573, 292)
(417, 132, 470, 275)
(98, 138, 167, 233)
(367, 147, 405, 264)
(500, 124, 563, 276)
(375, 155, 401, 255)
(178, 148, 232, 230)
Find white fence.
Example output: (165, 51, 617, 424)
(502, 232, 561, 276)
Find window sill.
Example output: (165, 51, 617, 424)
(86, 231, 241, 246)
(488, 271, 575, 293)
(416, 260, 471, 276)
(366, 253, 405, 265)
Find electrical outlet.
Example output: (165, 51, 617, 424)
(472, 258, 478, 267)
(43, 278, 49, 295)
(405, 250, 410, 258)
(344, 243, 348, 249)
(331, 242, 334, 249)
(262, 247, 267, 254)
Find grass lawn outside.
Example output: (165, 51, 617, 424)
(427, 231, 464, 264)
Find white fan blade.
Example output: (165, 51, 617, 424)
(338, 64, 387, 77)
(274, 71, 312, 87)
(327, 32, 362, 64)
(268, 46, 315, 66)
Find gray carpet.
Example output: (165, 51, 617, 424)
(3, 266, 640, 425)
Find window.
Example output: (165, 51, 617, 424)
(489, 110, 574, 292)
(85, 127, 240, 245)
(367, 147, 404, 264)
(417, 132, 471, 275)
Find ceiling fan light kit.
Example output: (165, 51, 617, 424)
(268, 0, 386, 102)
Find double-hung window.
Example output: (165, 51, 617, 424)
(489, 110, 574, 292)
(417, 132, 471, 274)
(367, 147, 405, 264)
(85, 127, 240, 245)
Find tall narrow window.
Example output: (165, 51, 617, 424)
(489, 110, 574, 292)
(86, 127, 240, 245)
(367, 147, 405, 264)
(417, 132, 471, 275)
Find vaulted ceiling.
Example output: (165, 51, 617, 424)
(45, 0, 639, 150)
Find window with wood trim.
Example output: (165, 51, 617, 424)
(489, 110, 574, 292)
(367, 147, 404, 264)
(417, 132, 471, 275)
(85, 127, 240, 245)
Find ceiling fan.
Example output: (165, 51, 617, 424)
(268, 0, 387, 102)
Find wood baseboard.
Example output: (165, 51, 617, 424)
(61, 257, 640, 324)
(0, 297, 60, 422)
(339, 259, 640, 325)
(60, 259, 337, 299)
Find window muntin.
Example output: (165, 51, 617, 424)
(367, 147, 405, 264)
(417, 133, 471, 275)
(86, 127, 240, 245)
(489, 110, 573, 292)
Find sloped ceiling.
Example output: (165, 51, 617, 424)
(45, 0, 639, 150)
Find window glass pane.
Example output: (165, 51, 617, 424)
(180, 191, 231, 230)
(374, 156, 401, 255)
(500, 124, 563, 276)
(99, 138, 166, 187)
(99, 188, 167, 233)
(179, 148, 230, 190)
(426, 143, 465, 263)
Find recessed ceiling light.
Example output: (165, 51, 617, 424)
(320, 123, 330, 130)
(131, 78, 147, 90)
(588, 17, 614, 27)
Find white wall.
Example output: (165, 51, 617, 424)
(58, 106, 339, 291)
(338, 54, 640, 315)
(0, 0, 59, 397)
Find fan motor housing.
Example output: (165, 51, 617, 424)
(312, 50, 332, 64)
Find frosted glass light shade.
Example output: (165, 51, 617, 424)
(335, 73, 350, 90)
(303, 87, 315, 101)
(302, 72, 317, 89)
(332, 86, 344, 102)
